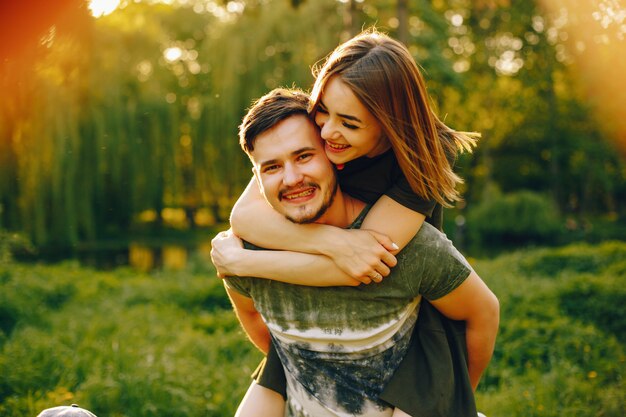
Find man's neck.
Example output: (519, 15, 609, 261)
(316, 190, 366, 229)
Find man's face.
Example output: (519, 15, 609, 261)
(251, 115, 338, 224)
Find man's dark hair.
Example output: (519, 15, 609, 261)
(239, 88, 311, 154)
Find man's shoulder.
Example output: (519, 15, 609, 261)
(394, 223, 471, 299)
(400, 222, 465, 261)
(224, 275, 251, 297)
(411, 222, 446, 241)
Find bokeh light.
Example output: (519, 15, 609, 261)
(88, 0, 121, 17)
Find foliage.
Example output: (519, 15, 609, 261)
(0, 230, 34, 266)
(1, 0, 625, 252)
(518, 240, 626, 276)
(560, 272, 626, 344)
(1, 0, 345, 247)
(466, 190, 562, 249)
(471, 243, 626, 416)
(1, 242, 625, 416)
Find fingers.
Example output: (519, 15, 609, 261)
(355, 275, 373, 285)
(380, 250, 397, 268)
(367, 230, 399, 253)
(355, 255, 393, 285)
(214, 229, 231, 239)
(370, 272, 383, 283)
(364, 229, 398, 267)
(375, 261, 391, 277)
(359, 270, 385, 285)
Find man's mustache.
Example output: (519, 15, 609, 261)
(278, 183, 320, 201)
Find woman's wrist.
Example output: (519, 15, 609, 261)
(315, 226, 348, 259)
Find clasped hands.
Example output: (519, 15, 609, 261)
(210, 229, 245, 278)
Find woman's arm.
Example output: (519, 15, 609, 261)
(429, 272, 500, 391)
(359, 195, 427, 251)
(212, 230, 364, 286)
(229, 177, 398, 282)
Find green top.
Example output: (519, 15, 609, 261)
(226, 207, 471, 417)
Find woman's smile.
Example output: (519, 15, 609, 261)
(324, 140, 351, 153)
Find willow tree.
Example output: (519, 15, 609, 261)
(0, 0, 347, 247)
(3, 0, 622, 251)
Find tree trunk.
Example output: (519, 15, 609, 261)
(342, 0, 359, 41)
(397, 0, 409, 44)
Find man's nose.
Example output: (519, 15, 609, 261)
(283, 163, 303, 186)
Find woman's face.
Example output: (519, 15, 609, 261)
(314, 75, 389, 165)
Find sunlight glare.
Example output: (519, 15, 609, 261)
(88, 0, 121, 18)
(164, 47, 183, 62)
(539, 0, 626, 153)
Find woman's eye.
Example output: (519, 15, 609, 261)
(316, 107, 328, 115)
(343, 122, 358, 130)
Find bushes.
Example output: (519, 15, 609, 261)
(472, 242, 626, 417)
(0, 230, 34, 266)
(466, 190, 562, 249)
(559, 274, 626, 343)
(519, 240, 626, 276)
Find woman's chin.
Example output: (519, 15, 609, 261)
(325, 150, 350, 165)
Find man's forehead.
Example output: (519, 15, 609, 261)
(251, 116, 323, 163)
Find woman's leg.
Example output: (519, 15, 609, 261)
(235, 381, 285, 417)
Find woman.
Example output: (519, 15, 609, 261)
(213, 28, 482, 416)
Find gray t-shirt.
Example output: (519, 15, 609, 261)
(225, 207, 471, 417)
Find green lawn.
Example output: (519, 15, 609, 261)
(1, 242, 625, 416)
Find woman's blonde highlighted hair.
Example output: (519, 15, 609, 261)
(310, 28, 478, 206)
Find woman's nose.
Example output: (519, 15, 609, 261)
(320, 118, 338, 141)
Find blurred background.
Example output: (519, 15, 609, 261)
(0, 1, 625, 416)
(1, 0, 625, 264)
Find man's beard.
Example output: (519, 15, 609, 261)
(282, 179, 338, 224)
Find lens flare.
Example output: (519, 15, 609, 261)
(539, 0, 626, 154)
(88, 0, 121, 18)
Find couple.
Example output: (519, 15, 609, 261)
(211, 29, 499, 417)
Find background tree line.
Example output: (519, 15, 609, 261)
(1, 0, 625, 254)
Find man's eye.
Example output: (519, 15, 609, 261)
(297, 153, 313, 161)
(316, 107, 328, 115)
(263, 165, 280, 173)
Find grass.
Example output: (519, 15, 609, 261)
(1, 243, 625, 416)
(0, 254, 261, 417)
(472, 242, 626, 416)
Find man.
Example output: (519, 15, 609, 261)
(212, 89, 499, 416)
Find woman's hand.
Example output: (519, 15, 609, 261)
(210, 229, 245, 278)
(324, 228, 399, 283)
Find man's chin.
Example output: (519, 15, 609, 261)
(285, 212, 319, 224)
(279, 183, 336, 225)
(282, 206, 323, 224)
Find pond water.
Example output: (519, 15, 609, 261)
(28, 241, 215, 272)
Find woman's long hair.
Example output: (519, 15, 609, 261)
(309, 28, 478, 206)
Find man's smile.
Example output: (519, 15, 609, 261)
(280, 186, 318, 202)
